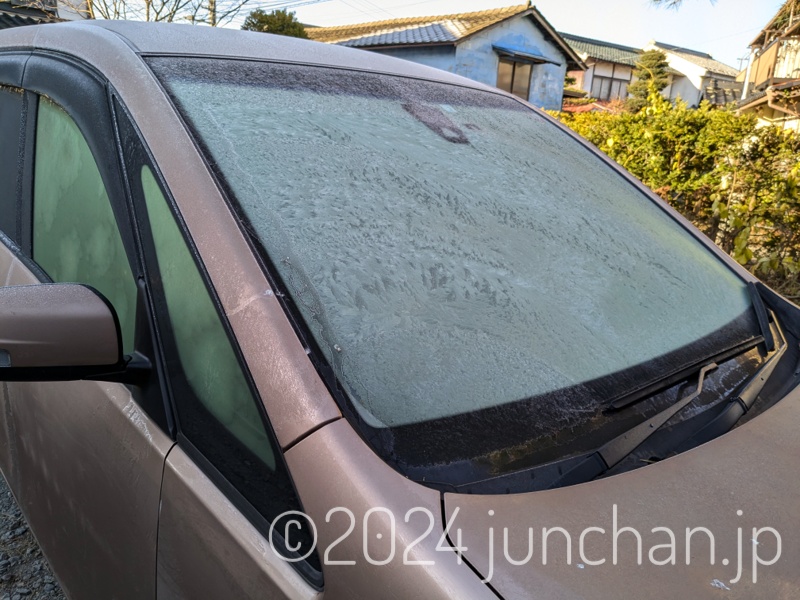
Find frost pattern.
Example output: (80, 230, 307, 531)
(167, 71, 751, 428)
(33, 98, 137, 353)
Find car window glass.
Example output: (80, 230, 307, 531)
(0, 85, 22, 240)
(148, 59, 761, 486)
(33, 97, 136, 353)
(130, 156, 318, 575)
(140, 165, 275, 469)
(150, 60, 753, 427)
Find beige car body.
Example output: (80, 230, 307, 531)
(0, 21, 798, 600)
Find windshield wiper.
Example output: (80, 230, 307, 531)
(748, 281, 776, 352)
(608, 282, 773, 411)
(608, 338, 761, 410)
(548, 362, 718, 489)
(671, 316, 787, 452)
(549, 315, 787, 490)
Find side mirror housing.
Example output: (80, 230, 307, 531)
(0, 284, 125, 381)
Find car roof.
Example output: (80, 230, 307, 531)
(0, 21, 493, 92)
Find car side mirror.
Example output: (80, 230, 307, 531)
(0, 283, 126, 381)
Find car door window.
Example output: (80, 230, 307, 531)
(32, 97, 137, 353)
(0, 85, 22, 240)
(140, 165, 275, 468)
(115, 97, 319, 575)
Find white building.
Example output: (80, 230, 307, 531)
(644, 41, 739, 107)
(562, 33, 740, 107)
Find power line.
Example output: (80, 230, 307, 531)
(336, 0, 394, 20)
(254, 0, 332, 10)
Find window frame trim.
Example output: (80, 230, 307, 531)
(496, 56, 533, 101)
(111, 93, 324, 589)
(18, 51, 171, 431)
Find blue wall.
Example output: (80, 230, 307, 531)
(371, 15, 568, 110)
(371, 46, 457, 73)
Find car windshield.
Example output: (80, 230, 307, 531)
(148, 57, 759, 485)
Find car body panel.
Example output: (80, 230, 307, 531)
(444, 384, 800, 599)
(156, 445, 319, 600)
(0, 243, 174, 598)
(1, 24, 342, 598)
(1, 21, 799, 599)
(0, 240, 38, 482)
(284, 418, 495, 600)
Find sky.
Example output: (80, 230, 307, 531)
(284, 0, 782, 70)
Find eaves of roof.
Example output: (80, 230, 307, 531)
(653, 41, 739, 77)
(0, 3, 56, 29)
(749, 0, 800, 47)
(560, 33, 641, 67)
(738, 90, 768, 111)
(307, 5, 529, 45)
(307, 4, 585, 70)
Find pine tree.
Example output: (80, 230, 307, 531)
(626, 50, 670, 112)
(241, 9, 308, 39)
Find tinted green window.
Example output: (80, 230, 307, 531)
(140, 166, 274, 469)
(33, 97, 136, 353)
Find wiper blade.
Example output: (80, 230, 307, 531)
(550, 315, 787, 490)
(673, 316, 787, 452)
(549, 362, 718, 489)
(609, 338, 760, 410)
(748, 280, 775, 352)
(608, 283, 773, 412)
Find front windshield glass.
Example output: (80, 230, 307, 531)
(148, 58, 757, 483)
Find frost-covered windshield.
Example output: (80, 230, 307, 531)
(149, 58, 757, 476)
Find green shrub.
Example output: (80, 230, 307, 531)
(551, 91, 800, 295)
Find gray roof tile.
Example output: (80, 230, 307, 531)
(653, 42, 739, 77)
(308, 5, 528, 46)
(560, 33, 641, 67)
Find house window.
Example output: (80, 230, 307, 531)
(497, 58, 533, 100)
(590, 76, 629, 101)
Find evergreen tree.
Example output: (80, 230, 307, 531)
(626, 50, 670, 112)
(242, 9, 308, 38)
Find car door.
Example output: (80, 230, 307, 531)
(0, 53, 174, 598)
(0, 52, 27, 479)
(110, 97, 323, 600)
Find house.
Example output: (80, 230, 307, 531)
(737, 0, 800, 131)
(0, 0, 85, 29)
(561, 34, 642, 102)
(643, 41, 739, 107)
(561, 33, 739, 107)
(306, 3, 585, 111)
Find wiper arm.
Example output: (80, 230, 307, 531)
(549, 362, 718, 489)
(550, 316, 787, 490)
(748, 281, 775, 352)
(673, 316, 787, 452)
(608, 282, 773, 412)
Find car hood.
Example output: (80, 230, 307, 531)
(444, 384, 800, 599)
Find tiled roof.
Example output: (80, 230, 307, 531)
(307, 4, 530, 46)
(737, 90, 768, 111)
(702, 78, 744, 106)
(0, 2, 55, 29)
(560, 33, 641, 67)
(653, 42, 739, 77)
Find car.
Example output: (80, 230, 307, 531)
(0, 20, 799, 600)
